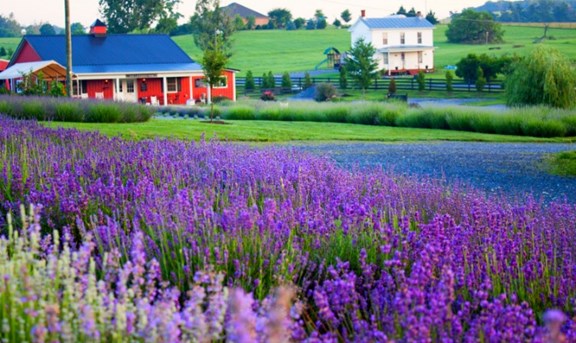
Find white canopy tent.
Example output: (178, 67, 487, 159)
(0, 60, 68, 91)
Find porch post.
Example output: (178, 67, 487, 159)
(232, 72, 236, 102)
(207, 84, 211, 105)
(189, 76, 193, 104)
(162, 77, 168, 106)
(115, 78, 120, 100)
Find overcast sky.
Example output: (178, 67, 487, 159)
(4, 0, 497, 28)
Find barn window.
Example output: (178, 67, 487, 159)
(167, 77, 180, 92)
(194, 78, 206, 88)
(214, 76, 227, 88)
(73, 80, 88, 96)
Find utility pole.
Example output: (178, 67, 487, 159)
(65, 0, 72, 97)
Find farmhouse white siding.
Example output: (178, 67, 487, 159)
(349, 14, 435, 75)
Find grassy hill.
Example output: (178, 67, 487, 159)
(175, 24, 576, 76)
(2, 24, 576, 76)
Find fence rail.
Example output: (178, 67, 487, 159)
(236, 76, 504, 93)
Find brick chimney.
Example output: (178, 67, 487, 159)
(361, 10, 366, 18)
(90, 19, 107, 37)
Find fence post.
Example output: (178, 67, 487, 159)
(428, 79, 432, 91)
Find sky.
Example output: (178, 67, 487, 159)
(3, 0, 497, 28)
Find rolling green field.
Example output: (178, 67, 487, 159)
(43, 119, 572, 143)
(172, 24, 576, 75)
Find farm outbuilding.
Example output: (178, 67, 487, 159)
(0, 20, 237, 105)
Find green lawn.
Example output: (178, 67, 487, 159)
(43, 119, 571, 143)
(548, 150, 576, 176)
(0, 37, 19, 59)
(174, 24, 576, 76)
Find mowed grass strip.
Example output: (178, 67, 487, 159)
(548, 150, 576, 176)
(43, 119, 572, 142)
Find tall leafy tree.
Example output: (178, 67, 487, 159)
(406, 7, 417, 17)
(446, 9, 504, 44)
(0, 13, 21, 37)
(397, 6, 407, 15)
(202, 37, 228, 119)
(71, 22, 85, 34)
(345, 38, 378, 94)
(39, 24, 56, 35)
(293, 18, 306, 29)
(506, 47, 576, 109)
(341, 9, 352, 24)
(191, 0, 235, 53)
(99, 0, 181, 33)
(267, 8, 292, 29)
(244, 70, 255, 91)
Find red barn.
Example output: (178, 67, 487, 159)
(0, 20, 237, 105)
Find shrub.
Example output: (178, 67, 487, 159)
(304, 72, 312, 89)
(0, 100, 13, 115)
(339, 67, 348, 90)
(257, 106, 280, 120)
(325, 106, 349, 123)
(224, 105, 256, 120)
(55, 102, 83, 122)
(314, 83, 337, 102)
(417, 71, 426, 91)
(446, 71, 454, 92)
(245, 70, 255, 91)
(281, 72, 292, 90)
(388, 78, 397, 95)
(348, 103, 382, 125)
(86, 103, 122, 123)
(22, 101, 45, 120)
(475, 67, 486, 92)
(521, 119, 567, 138)
(491, 114, 523, 136)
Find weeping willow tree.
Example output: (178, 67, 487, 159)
(506, 46, 576, 109)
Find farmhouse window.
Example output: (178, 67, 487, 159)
(73, 80, 88, 96)
(383, 53, 389, 64)
(417, 32, 422, 44)
(382, 32, 388, 45)
(400, 32, 405, 44)
(126, 80, 135, 93)
(418, 51, 423, 63)
(167, 77, 181, 92)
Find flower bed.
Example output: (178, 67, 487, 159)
(0, 116, 575, 341)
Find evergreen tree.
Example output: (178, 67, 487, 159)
(345, 38, 378, 95)
(304, 72, 312, 89)
(475, 67, 486, 91)
(417, 71, 426, 91)
(267, 71, 276, 88)
(281, 72, 292, 90)
(245, 70, 255, 91)
(339, 67, 348, 90)
(445, 71, 454, 92)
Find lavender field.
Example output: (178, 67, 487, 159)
(1, 116, 575, 342)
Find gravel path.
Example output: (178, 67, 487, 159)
(294, 142, 576, 204)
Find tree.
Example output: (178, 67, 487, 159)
(191, 0, 235, 53)
(99, 0, 181, 33)
(446, 9, 504, 44)
(201, 38, 228, 120)
(261, 72, 269, 89)
(245, 70, 255, 91)
(268, 8, 292, 29)
(345, 38, 378, 95)
(281, 72, 292, 90)
(0, 13, 21, 37)
(304, 72, 312, 89)
(425, 11, 439, 24)
(445, 71, 454, 91)
(397, 6, 407, 16)
(388, 78, 397, 95)
(155, 17, 178, 34)
(333, 19, 342, 28)
(233, 15, 245, 31)
(407, 7, 417, 17)
(339, 67, 347, 90)
(293, 18, 305, 29)
(314, 9, 327, 29)
(341, 9, 352, 24)
(246, 16, 255, 30)
(39, 23, 56, 35)
(306, 19, 316, 30)
(506, 47, 576, 109)
(417, 71, 426, 91)
(0, 47, 6, 57)
(456, 54, 481, 84)
(70, 22, 85, 34)
(456, 53, 509, 84)
(267, 71, 276, 88)
(475, 67, 486, 91)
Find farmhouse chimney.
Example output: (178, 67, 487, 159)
(90, 19, 107, 37)
(416, 11, 423, 18)
(361, 10, 366, 18)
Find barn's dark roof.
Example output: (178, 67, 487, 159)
(222, 2, 267, 19)
(19, 34, 201, 74)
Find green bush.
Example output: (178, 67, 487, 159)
(325, 106, 349, 123)
(399, 108, 449, 129)
(0, 100, 13, 115)
(491, 114, 523, 136)
(22, 101, 45, 120)
(446, 112, 475, 132)
(257, 107, 280, 121)
(224, 106, 256, 120)
(55, 102, 83, 122)
(521, 119, 567, 138)
(348, 103, 382, 125)
(86, 104, 122, 123)
(314, 83, 337, 102)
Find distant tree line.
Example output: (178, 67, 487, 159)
(474, 0, 576, 22)
(395, 6, 439, 24)
(0, 13, 85, 37)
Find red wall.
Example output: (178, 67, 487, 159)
(86, 80, 115, 99)
(13, 41, 41, 64)
(192, 70, 235, 103)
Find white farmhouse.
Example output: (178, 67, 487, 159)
(349, 10, 435, 75)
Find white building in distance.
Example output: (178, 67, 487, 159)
(349, 10, 435, 75)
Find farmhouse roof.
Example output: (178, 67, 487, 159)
(13, 34, 202, 74)
(222, 2, 268, 19)
(361, 16, 434, 29)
